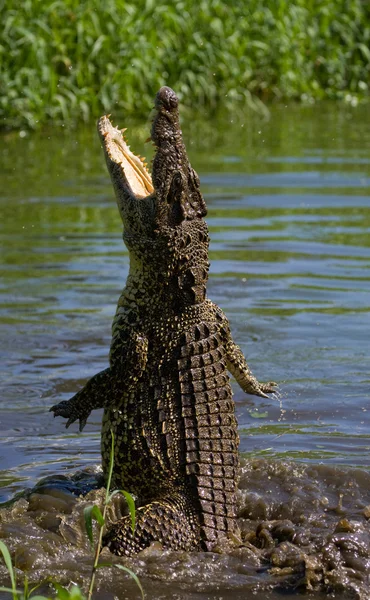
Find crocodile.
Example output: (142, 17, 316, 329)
(50, 86, 276, 556)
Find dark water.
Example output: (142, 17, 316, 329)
(0, 103, 369, 598)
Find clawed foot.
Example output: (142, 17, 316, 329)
(259, 381, 278, 395)
(49, 400, 88, 432)
(252, 380, 278, 398)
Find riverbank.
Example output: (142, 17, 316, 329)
(1, 0, 369, 130)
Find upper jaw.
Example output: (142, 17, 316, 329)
(97, 86, 186, 207)
(97, 115, 154, 200)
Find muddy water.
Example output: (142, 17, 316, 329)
(0, 103, 369, 598)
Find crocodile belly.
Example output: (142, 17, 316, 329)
(101, 380, 176, 502)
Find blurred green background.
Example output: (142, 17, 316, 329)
(1, 0, 369, 130)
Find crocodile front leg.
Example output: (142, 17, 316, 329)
(50, 367, 113, 431)
(50, 330, 148, 431)
(225, 337, 277, 398)
(211, 306, 276, 398)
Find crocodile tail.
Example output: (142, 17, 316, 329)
(176, 322, 240, 550)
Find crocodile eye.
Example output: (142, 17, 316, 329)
(167, 170, 184, 205)
(173, 171, 182, 186)
(169, 95, 178, 108)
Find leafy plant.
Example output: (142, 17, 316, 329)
(0, 0, 369, 130)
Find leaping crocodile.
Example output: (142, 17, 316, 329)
(51, 87, 276, 555)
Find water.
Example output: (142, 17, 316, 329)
(0, 102, 369, 598)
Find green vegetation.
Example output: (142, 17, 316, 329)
(0, 0, 369, 129)
(0, 431, 144, 600)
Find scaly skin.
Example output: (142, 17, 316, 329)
(50, 87, 276, 555)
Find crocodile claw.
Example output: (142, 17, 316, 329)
(50, 400, 72, 418)
(259, 381, 278, 394)
(49, 401, 87, 432)
(251, 381, 278, 398)
(76, 417, 87, 432)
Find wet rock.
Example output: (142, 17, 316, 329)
(270, 541, 305, 569)
(334, 518, 356, 533)
(329, 532, 370, 557)
(27, 492, 74, 515)
(363, 505, 370, 519)
(322, 541, 344, 570)
(269, 520, 296, 542)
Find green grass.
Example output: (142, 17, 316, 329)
(0, 0, 369, 129)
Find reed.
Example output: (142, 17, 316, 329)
(0, 0, 369, 129)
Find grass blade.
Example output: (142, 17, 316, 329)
(65, 585, 86, 599)
(107, 489, 136, 535)
(84, 504, 105, 546)
(53, 582, 73, 599)
(121, 491, 136, 535)
(0, 541, 17, 598)
(114, 565, 145, 599)
(105, 430, 115, 503)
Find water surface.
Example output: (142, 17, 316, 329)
(0, 103, 369, 598)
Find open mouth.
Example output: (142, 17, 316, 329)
(97, 115, 154, 199)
